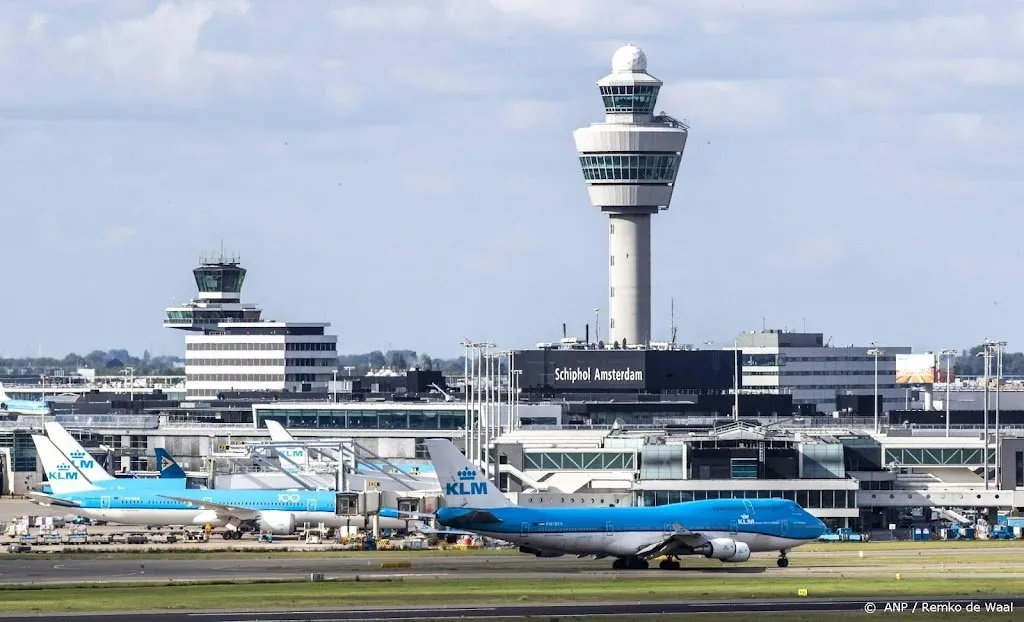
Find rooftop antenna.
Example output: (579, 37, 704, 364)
(670, 298, 677, 346)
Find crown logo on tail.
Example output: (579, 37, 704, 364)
(57, 464, 70, 471)
(457, 466, 477, 481)
(69, 451, 86, 460)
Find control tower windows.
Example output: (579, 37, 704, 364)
(600, 85, 659, 114)
(579, 154, 679, 181)
(193, 267, 245, 293)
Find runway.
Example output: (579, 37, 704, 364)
(1, 598, 1022, 621)
(6, 548, 1024, 585)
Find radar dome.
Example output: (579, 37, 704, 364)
(611, 45, 647, 73)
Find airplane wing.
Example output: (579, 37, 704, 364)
(635, 522, 704, 559)
(26, 492, 81, 508)
(158, 495, 261, 521)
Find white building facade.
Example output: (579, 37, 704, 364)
(734, 330, 910, 414)
(166, 254, 337, 400)
(184, 323, 337, 400)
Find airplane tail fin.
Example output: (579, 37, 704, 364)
(154, 447, 186, 479)
(31, 434, 100, 494)
(44, 421, 113, 482)
(424, 439, 511, 509)
(265, 419, 307, 472)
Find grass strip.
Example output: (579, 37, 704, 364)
(1, 575, 1022, 614)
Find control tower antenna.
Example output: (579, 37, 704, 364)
(573, 44, 688, 347)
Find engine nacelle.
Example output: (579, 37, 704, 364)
(721, 541, 751, 562)
(518, 545, 564, 558)
(695, 538, 738, 560)
(257, 510, 297, 535)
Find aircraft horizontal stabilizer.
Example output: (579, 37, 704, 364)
(27, 492, 81, 508)
(157, 495, 260, 520)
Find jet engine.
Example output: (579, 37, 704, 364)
(257, 511, 297, 535)
(518, 545, 564, 558)
(722, 542, 751, 563)
(694, 538, 738, 560)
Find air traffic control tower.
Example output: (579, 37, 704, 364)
(573, 45, 688, 347)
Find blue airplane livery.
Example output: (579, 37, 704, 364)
(425, 439, 828, 570)
(30, 434, 408, 538)
(0, 384, 52, 415)
(155, 448, 187, 479)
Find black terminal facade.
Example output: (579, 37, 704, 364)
(513, 348, 800, 425)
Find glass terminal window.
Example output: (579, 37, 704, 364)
(579, 154, 679, 182)
(600, 85, 659, 114)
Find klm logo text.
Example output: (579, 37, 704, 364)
(445, 481, 488, 495)
(69, 450, 95, 470)
(446, 466, 487, 495)
(48, 464, 78, 480)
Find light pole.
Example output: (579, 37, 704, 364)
(979, 345, 992, 490)
(996, 341, 1006, 488)
(332, 369, 338, 403)
(867, 348, 884, 433)
(940, 349, 956, 438)
(733, 339, 740, 422)
(594, 308, 600, 345)
(985, 340, 1007, 488)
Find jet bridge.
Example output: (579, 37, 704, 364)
(206, 438, 438, 493)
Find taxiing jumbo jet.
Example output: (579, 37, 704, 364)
(424, 439, 827, 570)
(0, 384, 52, 415)
(30, 434, 409, 538)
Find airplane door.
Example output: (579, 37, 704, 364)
(605, 521, 613, 536)
(307, 499, 316, 512)
(520, 522, 530, 537)
(101, 496, 111, 509)
(781, 520, 789, 537)
(729, 521, 738, 535)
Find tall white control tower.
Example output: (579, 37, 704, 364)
(573, 45, 688, 347)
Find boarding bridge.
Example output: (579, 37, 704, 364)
(858, 488, 1024, 508)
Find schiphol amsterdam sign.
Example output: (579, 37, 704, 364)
(554, 366, 644, 384)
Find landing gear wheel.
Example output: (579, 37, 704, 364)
(659, 559, 681, 570)
(627, 557, 649, 570)
(222, 532, 233, 540)
(777, 552, 790, 568)
(612, 557, 626, 570)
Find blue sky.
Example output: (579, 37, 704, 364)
(1, 0, 1022, 359)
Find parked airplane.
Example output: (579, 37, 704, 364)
(0, 384, 52, 415)
(30, 435, 409, 538)
(42, 422, 186, 492)
(424, 439, 827, 570)
(155, 448, 187, 479)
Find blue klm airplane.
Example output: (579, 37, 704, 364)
(30, 434, 408, 538)
(424, 439, 828, 570)
(0, 384, 51, 415)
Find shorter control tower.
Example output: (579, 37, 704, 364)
(573, 45, 688, 347)
(164, 252, 337, 400)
